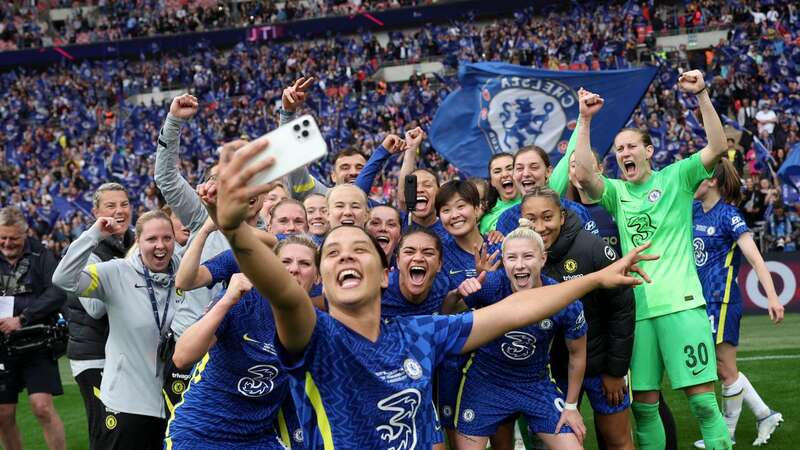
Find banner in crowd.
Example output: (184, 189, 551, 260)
(738, 252, 800, 314)
(429, 62, 657, 177)
(0, 0, 532, 68)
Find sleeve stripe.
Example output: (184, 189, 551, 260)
(158, 138, 168, 148)
(293, 178, 317, 194)
(80, 264, 100, 297)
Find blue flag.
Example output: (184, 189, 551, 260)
(778, 143, 800, 191)
(683, 109, 707, 144)
(429, 62, 657, 177)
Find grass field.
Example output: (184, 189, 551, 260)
(15, 313, 800, 449)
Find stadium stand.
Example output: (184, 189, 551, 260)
(0, 0, 798, 256)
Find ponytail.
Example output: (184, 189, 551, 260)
(713, 159, 743, 205)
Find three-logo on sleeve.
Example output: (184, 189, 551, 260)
(731, 215, 746, 231)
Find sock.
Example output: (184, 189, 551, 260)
(688, 392, 733, 450)
(721, 373, 745, 437)
(632, 401, 665, 450)
(739, 372, 770, 420)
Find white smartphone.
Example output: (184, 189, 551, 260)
(245, 114, 328, 186)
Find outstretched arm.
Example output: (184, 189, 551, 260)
(462, 243, 656, 353)
(572, 89, 605, 202)
(216, 137, 317, 354)
(354, 133, 407, 196)
(548, 118, 581, 195)
(173, 274, 252, 369)
(678, 70, 727, 171)
(154, 94, 209, 233)
(397, 127, 426, 211)
(738, 232, 784, 323)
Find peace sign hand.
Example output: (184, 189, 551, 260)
(474, 243, 501, 274)
(282, 76, 315, 113)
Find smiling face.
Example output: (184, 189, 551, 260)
(93, 190, 132, 236)
(269, 202, 308, 234)
(320, 227, 388, 309)
(514, 149, 551, 195)
(490, 155, 516, 201)
(412, 170, 439, 220)
(397, 232, 442, 302)
(137, 218, 175, 273)
(521, 195, 564, 250)
(0, 224, 26, 262)
(614, 130, 653, 184)
(332, 154, 366, 185)
(502, 238, 546, 292)
(367, 206, 401, 259)
(303, 194, 330, 236)
(278, 243, 319, 293)
(439, 193, 479, 238)
(327, 185, 369, 228)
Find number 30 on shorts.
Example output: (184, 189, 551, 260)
(683, 342, 709, 369)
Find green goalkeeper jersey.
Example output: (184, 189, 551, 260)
(600, 152, 714, 320)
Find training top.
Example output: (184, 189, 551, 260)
(166, 290, 293, 446)
(278, 310, 473, 449)
(599, 151, 713, 320)
(692, 200, 750, 305)
(464, 272, 586, 383)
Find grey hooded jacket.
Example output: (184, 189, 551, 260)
(53, 225, 183, 418)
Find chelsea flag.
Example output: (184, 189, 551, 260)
(430, 62, 657, 177)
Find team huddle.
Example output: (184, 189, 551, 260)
(40, 70, 785, 450)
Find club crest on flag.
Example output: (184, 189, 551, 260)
(478, 76, 579, 155)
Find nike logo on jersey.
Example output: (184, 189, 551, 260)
(692, 366, 707, 376)
(242, 334, 277, 355)
(448, 269, 465, 275)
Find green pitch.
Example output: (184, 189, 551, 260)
(14, 313, 800, 450)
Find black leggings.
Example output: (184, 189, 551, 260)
(594, 392, 677, 450)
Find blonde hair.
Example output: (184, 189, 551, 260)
(325, 184, 369, 209)
(274, 234, 319, 268)
(135, 210, 174, 238)
(502, 218, 545, 255)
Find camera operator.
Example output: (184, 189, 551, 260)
(63, 183, 134, 450)
(0, 207, 66, 450)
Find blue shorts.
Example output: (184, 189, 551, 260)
(437, 355, 467, 429)
(706, 301, 741, 346)
(455, 369, 571, 437)
(555, 375, 630, 416)
(164, 431, 287, 450)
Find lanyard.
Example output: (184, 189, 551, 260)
(141, 263, 172, 334)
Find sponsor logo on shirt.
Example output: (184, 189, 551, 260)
(626, 213, 656, 246)
(376, 388, 420, 450)
(501, 331, 537, 360)
(237, 364, 279, 397)
(693, 238, 708, 267)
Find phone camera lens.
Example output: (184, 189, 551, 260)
(293, 124, 301, 131)
(302, 120, 310, 127)
(301, 130, 309, 138)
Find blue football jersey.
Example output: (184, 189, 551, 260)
(204, 248, 239, 287)
(166, 290, 292, 445)
(382, 270, 451, 318)
(441, 234, 503, 291)
(400, 211, 450, 242)
(278, 310, 473, 449)
(465, 272, 586, 383)
(692, 201, 750, 305)
(496, 199, 595, 236)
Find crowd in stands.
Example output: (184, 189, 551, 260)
(0, 0, 433, 51)
(0, 0, 798, 256)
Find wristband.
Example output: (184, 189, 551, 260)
(695, 86, 707, 95)
(564, 402, 578, 411)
